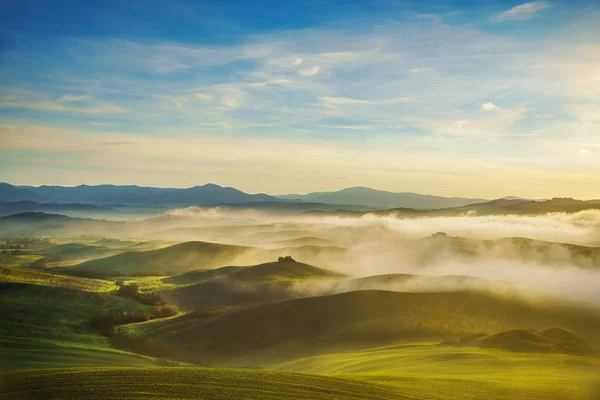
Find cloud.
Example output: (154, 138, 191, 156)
(299, 66, 320, 76)
(58, 95, 92, 102)
(219, 122, 233, 129)
(248, 79, 291, 87)
(452, 120, 468, 130)
(569, 105, 600, 122)
(220, 90, 244, 109)
(173, 96, 189, 108)
(326, 125, 374, 130)
(195, 93, 213, 101)
(481, 102, 499, 111)
(496, 1, 549, 22)
(2, 95, 17, 101)
(100, 141, 139, 147)
(2, 123, 599, 198)
(410, 67, 433, 73)
(0, 97, 125, 114)
(320, 96, 415, 107)
(292, 58, 303, 66)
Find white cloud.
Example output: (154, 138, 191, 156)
(496, 1, 549, 22)
(569, 105, 600, 122)
(0, 95, 125, 114)
(248, 79, 291, 87)
(326, 125, 374, 130)
(292, 58, 303, 66)
(299, 65, 320, 76)
(219, 122, 233, 129)
(173, 96, 189, 108)
(452, 120, 468, 130)
(320, 96, 415, 107)
(58, 95, 91, 102)
(482, 102, 499, 111)
(195, 93, 213, 101)
(410, 67, 432, 73)
(220, 91, 243, 109)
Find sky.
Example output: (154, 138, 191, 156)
(0, 0, 599, 198)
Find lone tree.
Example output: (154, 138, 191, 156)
(277, 256, 295, 263)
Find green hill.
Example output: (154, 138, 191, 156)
(162, 266, 243, 285)
(164, 261, 341, 310)
(445, 326, 594, 355)
(41, 243, 119, 263)
(124, 290, 600, 366)
(68, 241, 252, 277)
(0, 367, 403, 400)
(0, 282, 146, 344)
(276, 343, 600, 400)
(0, 266, 116, 292)
(228, 260, 343, 281)
(274, 237, 334, 247)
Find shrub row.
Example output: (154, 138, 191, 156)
(90, 304, 179, 336)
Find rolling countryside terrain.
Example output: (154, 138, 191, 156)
(1, 197, 600, 399)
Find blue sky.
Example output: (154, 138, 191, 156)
(1, 0, 599, 198)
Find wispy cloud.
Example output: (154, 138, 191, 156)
(496, 1, 549, 22)
(58, 94, 92, 102)
(482, 102, 499, 111)
(299, 66, 320, 76)
(195, 93, 213, 101)
(320, 96, 415, 107)
(0, 94, 125, 114)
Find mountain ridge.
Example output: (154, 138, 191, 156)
(1, 183, 489, 209)
(278, 186, 488, 209)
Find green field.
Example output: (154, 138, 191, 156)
(276, 344, 600, 400)
(0, 266, 117, 292)
(2, 236, 600, 399)
(0, 367, 403, 400)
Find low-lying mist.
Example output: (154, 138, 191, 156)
(149, 207, 600, 306)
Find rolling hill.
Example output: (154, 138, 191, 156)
(68, 241, 253, 277)
(1, 367, 403, 400)
(124, 290, 600, 366)
(0, 201, 120, 217)
(373, 197, 600, 217)
(163, 261, 342, 310)
(279, 187, 487, 209)
(276, 343, 600, 400)
(0, 212, 124, 236)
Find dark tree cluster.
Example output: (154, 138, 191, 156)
(117, 283, 164, 306)
(277, 256, 296, 263)
(89, 305, 179, 336)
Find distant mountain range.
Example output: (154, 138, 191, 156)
(278, 186, 488, 209)
(0, 183, 489, 209)
(0, 183, 277, 207)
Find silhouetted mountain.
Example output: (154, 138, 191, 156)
(0, 201, 118, 217)
(279, 186, 487, 209)
(373, 197, 600, 217)
(1, 183, 279, 206)
(0, 183, 44, 202)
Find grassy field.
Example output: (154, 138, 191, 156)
(0, 266, 117, 292)
(124, 289, 600, 366)
(0, 253, 44, 268)
(276, 344, 600, 400)
(0, 367, 403, 400)
(69, 241, 252, 276)
(0, 338, 156, 371)
(0, 282, 148, 345)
